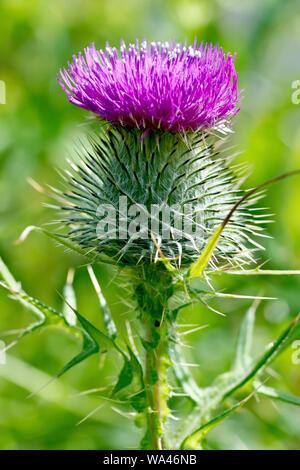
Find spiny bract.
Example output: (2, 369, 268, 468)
(59, 127, 264, 267)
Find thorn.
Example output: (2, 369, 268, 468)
(27, 177, 68, 204)
(76, 401, 108, 426)
(14, 225, 38, 245)
(87, 265, 101, 297)
(111, 406, 136, 419)
(27, 177, 46, 194)
(71, 386, 112, 397)
(168, 414, 180, 421)
(67, 268, 75, 285)
(125, 320, 139, 357)
(200, 298, 226, 317)
(205, 292, 276, 301)
(178, 325, 209, 336)
(26, 374, 59, 400)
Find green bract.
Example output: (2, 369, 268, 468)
(59, 127, 263, 268)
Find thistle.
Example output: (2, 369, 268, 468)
(58, 40, 255, 268)
(1, 39, 300, 451)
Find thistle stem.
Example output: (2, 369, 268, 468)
(135, 265, 172, 450)
(145, 327, 163, 450)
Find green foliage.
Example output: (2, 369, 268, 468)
(0, 257, 119, 381)
(176, 300, 300, 449)
(1, 249, 300, 450)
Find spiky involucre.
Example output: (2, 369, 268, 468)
(58, 127, 264, 267)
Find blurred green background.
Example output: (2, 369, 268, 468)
(0, 0, 300, 450)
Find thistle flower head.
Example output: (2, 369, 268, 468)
(56, 39, 262, 269)
(58, 39, 242, 134)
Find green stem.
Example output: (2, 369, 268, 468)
(134, 265, 173, 450)
(145, 325, 163, 450)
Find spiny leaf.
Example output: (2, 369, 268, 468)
(247, 311, 298, 382)
(180, 393, 253, 450)
(58, 292, 119, 354)
(113, 356, 134, 394)
(87, 265, 117, 339)
(233, 298, 259, 371)
(188, 224, 223, 280)
(0, 257, 120, 389)
(177, 311, 300, 444)
(209, 313, 300, 405)
(188, 170, 300, 280)
(112, 347, 146, 409)
(0, 282, 98, 388)
(49, 329, 98, 385)
(169, 341, 204, 404)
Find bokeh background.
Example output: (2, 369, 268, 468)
(0, 0, 300, 450)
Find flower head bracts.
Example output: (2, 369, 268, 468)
(58, 39, 242, 134)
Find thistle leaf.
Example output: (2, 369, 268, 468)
(59, 295, 119, 354)
(253, 383, 300, 406)
(188, 170, 300, 280)
(177, 310, 300, 446)
(188, 225, 223, 279)
(180, 394, 252, 450)
(0, 257, 121, 389)
(113, 356, 134, 394)
(0, 281, 100, 391)
(87, 265, 117, 339)
(233, 298, 259, 371)
(169, 341, 204, 404)
(112, 347, 146, 413)
(206, 313, 300, 406)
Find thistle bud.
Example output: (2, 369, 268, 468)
(58, 40, 260, 269)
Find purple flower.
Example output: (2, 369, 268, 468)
(58, 39, 242, 134)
